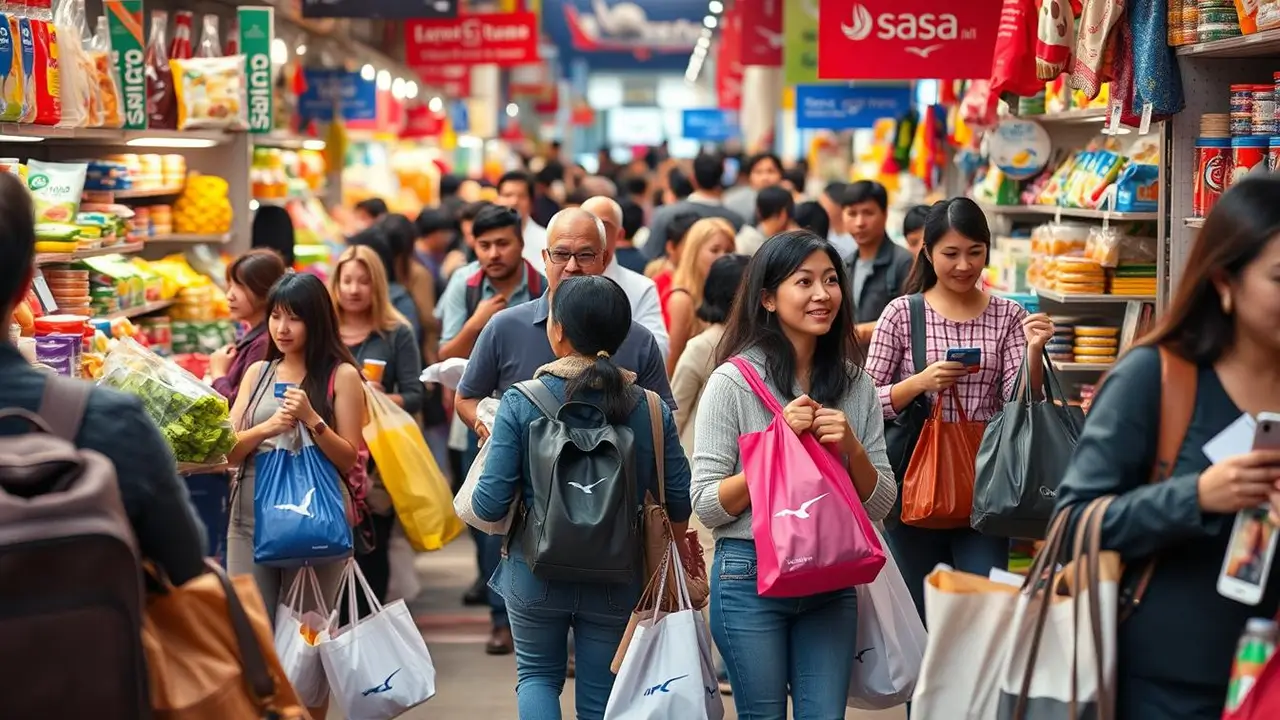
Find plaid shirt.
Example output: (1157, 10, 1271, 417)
(864, 294, 1029, 423)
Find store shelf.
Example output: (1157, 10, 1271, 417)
(99, 299, 174, 320)
(979, 203, 1159, 221)
(34, 242, 145, 266)
(1052, 361, 1115, 373)
(1014, 108, 1110, 125)
(146, 232, 233, 244)
(1033, 287, 1157, 303)
(254, 132, 326, 150)
(0, 125, 236, 146)
(105, 185, 184, 199)
(1185, 217, 1205, 228)
(1177, 28, 1280, 58)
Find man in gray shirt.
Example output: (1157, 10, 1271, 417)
(644, 153, 745, 261)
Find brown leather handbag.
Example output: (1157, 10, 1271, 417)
(142, 559, 309, 719)
(901, 386, 987, 528)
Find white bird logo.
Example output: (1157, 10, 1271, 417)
(756, 27, 784, 48)
(275, 488, 316, 517)
(841, 4, 874, 41)
(774, 493, 830, 519)
(568, 478, 608, 494)
(905, 44, 944, 58)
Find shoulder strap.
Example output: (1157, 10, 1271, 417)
(239, 361, 277, 432)
(644, 389, 665, 506)
(464, 268, 485, 319)
(907, 293, 927, 374)
(38, 376, 91, 442)
(526, 261, 544, 298)
(514, 380, 564, 420)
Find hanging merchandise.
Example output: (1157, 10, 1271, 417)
(54, 0, 92, 128)
(883, 108, 918, 176)
(1068, 0, 1124, 99)
(224, 14, 238, 55)
(992, 0, 1044, 98)
(1035, 0, 1074, 81)
(988, 118, 1052, 180)
(1125, 0, 1185, 125)
(144, 10, 176, 129)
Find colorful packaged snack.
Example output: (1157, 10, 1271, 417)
(170, 54, 247, 130)
(27, 160, 88, 223)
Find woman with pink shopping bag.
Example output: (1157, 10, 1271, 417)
(690, 231, 897, 718)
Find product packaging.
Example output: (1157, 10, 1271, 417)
(27, 160, 88, 223)
(170, 54, 248, 130)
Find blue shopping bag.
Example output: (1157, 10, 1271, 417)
(253, 425, 353, 567)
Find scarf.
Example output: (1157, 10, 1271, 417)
(1035, 0, 1074, 81)
(534, 355, 638, 386)
(1068, 0, 1124, 99)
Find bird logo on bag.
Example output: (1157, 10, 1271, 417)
(362, 668, 401, 696)
(643, 674, 688, 696)
(855, 647, 875, 663)
(774, 493, 829, 519)
(274, 488, 316, 517)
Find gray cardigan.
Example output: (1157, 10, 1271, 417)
(690, 348, 897, 540)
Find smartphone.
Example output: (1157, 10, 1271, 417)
(946, 347, 982, 374)
(1219, 505, 1279, 605)
(1254, 413, 1280, 451)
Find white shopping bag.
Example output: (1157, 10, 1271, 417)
(320, 560, 437, 720)
(273, 567, 332, 708)
(847, 525, 928, 710)
(453, 398, 519, 534)
(604, 542, 724, 720)
(385, 522, 423, 603)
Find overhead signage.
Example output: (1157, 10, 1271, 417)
(795, 84, 912, 130)
(239, 7, 274, 134)
(104, 0, 145, 130)
(298, 69, 378, 122)
(817, 0, 1002, 80)
(402, 105, 446, 139)
(416, 64, 471, 98)
(405, 12, 540, 68)
(716, 2, 742, 110)
(302, 0, 457, 20)
(542, 0, 704, 70)
(784, 0, 819, 85)
(740, 0, 783, 67)
(682, 109, 741, 142)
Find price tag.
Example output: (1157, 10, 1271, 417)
(1108, 104, 1122, 135)
(1139, 103, 1153, 135)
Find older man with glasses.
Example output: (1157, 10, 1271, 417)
(453, 207, 675, 656)
(580, 195, 669, 357)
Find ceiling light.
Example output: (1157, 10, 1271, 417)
(296, 44, 307, 56)
(406, 81, 419, 99)
(270, 38, 287, 64)
(392, 77, 406, 99)
(361, 64, 375, 81)
(709, 0, 723, 13)
(703, 15, 717, 28)
(506, 103, 519, 118)
(377, 70, 392, 90)
(697, 36, 710, 48)
(301, 140, 326, 151)
(428, 96, 444, 113)
(126, 137, 219, 149)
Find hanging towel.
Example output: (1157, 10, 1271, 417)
(1110, 10, 1138, 127)
(1068, 0, 1124, 98)
(1035, 0, 1075, 80)
(1129, 0, 1185, 120)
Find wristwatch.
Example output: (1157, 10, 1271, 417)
(307, 419, 329, 437)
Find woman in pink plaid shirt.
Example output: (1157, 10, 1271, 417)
(864, 197, 1054, 620)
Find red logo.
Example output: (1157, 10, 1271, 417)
(1204, 154, 1227, 194)
(405, 12, 539, 68)
(817, 0, 1001, 81)
(739, 0, 783, 67)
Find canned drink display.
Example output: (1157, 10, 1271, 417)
(1231, 136, 1269, 186)
(1195, 137, 1232, 217)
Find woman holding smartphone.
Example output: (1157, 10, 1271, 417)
(1056, 177, 1280, 719)
(863, 198, 1053, 620)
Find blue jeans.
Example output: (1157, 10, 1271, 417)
(710, 538, 859, 720)
(489, 557, 638, 720)
(463, 433, 508, 627)
(884, 523, 1009, 625)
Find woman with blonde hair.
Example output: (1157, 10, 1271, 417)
(665, 216, 735, 374)
(328, 244, 424, 616)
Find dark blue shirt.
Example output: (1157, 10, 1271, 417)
(0, 343, 207, 583)
(456, 294, 676, 409)
(615, 246, 648, 276)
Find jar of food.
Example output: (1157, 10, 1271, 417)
(1253, 85, 1276, 135)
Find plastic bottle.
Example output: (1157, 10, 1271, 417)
(1227, 618, 1278, 712)
(196, 14, 219, 58)
(0, 0, 20, 122)
(167, 10, 191, 61)
(12, 0, 35, 123)
(223, 15, 237, 56)
(143, 10, 174, 129)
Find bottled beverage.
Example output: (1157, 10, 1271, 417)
(1227, 618, 1278, 712)
(167, 10, 191, 61)
(223, 15, 238, 56)
(195, 14, 219, 58)
(143, 10, 174, 129)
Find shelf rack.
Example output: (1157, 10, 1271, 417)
(101, 299, 176, 320)
(34, 242, 146, 267)
(1031, 287, 1157, 304)
(979, 202, 1159, 222)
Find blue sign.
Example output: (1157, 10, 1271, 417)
(298, 69, 378, 122)
(795, 85, 913, 130)
(542, 0, 705, 71)
(682, 109, 740, 142)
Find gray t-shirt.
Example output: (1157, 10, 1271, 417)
(852, 256, 875, 303)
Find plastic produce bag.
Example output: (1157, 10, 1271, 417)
(362, 388, 464, 551)
(274, 567, 332, 707)
(321, 560, 436, 720)
(453, 398, 520, 535)
(98, 337, 236, 465)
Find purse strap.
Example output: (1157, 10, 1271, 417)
(206, 558, 278, 705)
(644, 389, 665, 507)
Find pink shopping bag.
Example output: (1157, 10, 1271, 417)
(729, 357, 886, 597)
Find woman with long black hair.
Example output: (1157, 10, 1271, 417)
(691, 230, 896, 718)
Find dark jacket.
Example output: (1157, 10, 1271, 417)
(1055, 346, 1275, 719)
(211, 323, 270, 406)
(389, 282, 422, 343)
(347, 323, 424, 415)
(0, 343, 208, 584)
(849, 236, 915, 326)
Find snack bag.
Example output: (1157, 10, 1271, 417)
(88, 14, 122, 128)
(170, 54, 248, 130)
(0, 7, 23, 121)
(52, 0, 93, 128)
(27, 160, 88, 223)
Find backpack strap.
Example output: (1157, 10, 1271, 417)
(463, 267, 485, 320)
(644, 389, 665, 508)
(514, 379, 564, 420)
(907, 293, 927, 374)
(38, 376, 91, 442)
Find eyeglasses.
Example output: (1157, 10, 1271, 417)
(547, 249, 602, 266)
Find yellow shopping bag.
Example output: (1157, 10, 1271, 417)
(362, 389, 464, 551)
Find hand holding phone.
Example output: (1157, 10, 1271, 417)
(946, 347, 982, 374)
(1215, 413, 1280, 605)
(1219, 505, 1279, 605)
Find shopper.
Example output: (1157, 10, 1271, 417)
(210, 249, 289, 404)
(665, 217, 735, 375)
(224, 272, 363, 634)
(903, 204, 930, 257)
(864, 197, 1053, 619)
(348, 227, 422, 343)
(414, 207, 457, 293)
(736, 185, 798, 257)
(378, 213, 436, 360)
(352, 197, 388, 230)
(724, 152, 784, 223)
(473, 274, 691, 719)
(495, 170, 548, 271)
(1055, 177, 1280, 720)
(783, 166, 809, 202)
(794, 200, 830, 240)
(330, 245, 423, 614)
(691, 230, 896, 717)
(818, 182, 849, 257)
(842, 180, 916, 347)
(581, 195, 669, 357)
(615, 198, 649, 274)
(250, 205, 297, 269)
(645, 153, 745, 261)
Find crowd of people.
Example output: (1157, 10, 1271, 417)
(3, 143, 1280, 720)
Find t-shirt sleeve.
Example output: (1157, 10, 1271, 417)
(457, 318, 501, 400)
(438, 269, 469, 344)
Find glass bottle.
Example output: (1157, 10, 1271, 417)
(143, 10, 175, 129)
(168, 10, 191, 61)
(196, 14, 219, 58)
(223, 15, 238, 56)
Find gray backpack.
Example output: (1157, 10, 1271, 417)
(512, 379, 641, 583)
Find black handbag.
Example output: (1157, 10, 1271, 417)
(971, 348, 1085, 539)
(883, 293, 931, 525)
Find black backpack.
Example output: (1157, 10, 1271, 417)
(883, 293, 931, 525)
(510, 379, 640, 583)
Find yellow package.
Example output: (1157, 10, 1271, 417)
(0, 11, 23, 122)
(171, 55, 248, 131)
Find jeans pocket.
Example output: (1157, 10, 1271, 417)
(718, 555, 757, 581)
(505, 562, 550, 608)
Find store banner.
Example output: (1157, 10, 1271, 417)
(682, 109, 741, 142)
(716, 2, 743, 111)
(795, 84, 912, 129)
(104, 0, 145, 130)
(740, 0, 783, 67)
(542, 0, 704, 70)
(817, 0, 1002, 80)
(784, 0, 819, 86)
(416, 64, 471, 98)
(297, 69, 378, 122)
(239, 7, 273, 133)
(405, 12, 540, 68)
(302, 0, 457, 20)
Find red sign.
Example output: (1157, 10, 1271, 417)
(405, 12, 539, 68)
(739, 0, 783, 67)
(416, 65, 471, 98)
(817, 0, 1002, 81)
(717, 3, 743, 110)
(402, 105, 446, 140)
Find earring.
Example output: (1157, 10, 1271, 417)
(1222, 293, 1233, 315)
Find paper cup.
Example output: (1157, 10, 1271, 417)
(363, 359, 387, 383)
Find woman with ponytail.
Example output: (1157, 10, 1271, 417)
(472, 275, 692, 719)
(863, 197, 1055, 622)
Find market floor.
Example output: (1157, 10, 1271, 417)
(328, 535, 906, 720)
